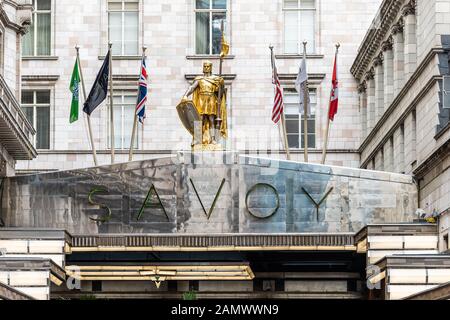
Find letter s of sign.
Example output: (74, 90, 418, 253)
(88, 188, 112, 223)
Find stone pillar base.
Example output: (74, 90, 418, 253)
(192, 144, 224, 152)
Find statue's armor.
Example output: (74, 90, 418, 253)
(179, 63, 227, 146)
(194, 76, 221, 116)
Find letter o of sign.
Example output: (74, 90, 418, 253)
(245, 183, 280, 219)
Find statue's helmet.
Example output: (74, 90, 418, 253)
(203, 61, 213, 73)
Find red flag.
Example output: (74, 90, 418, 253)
(328, 55, 339, 121)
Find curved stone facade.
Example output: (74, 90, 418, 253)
(1, 153, 418, 234)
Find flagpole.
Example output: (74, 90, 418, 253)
(108, 42, 115, 164)
(280, 110, 291, 161)
(129, 46, 147, 162)
(269, 45, 291, 161)
(215, 20, 225, 132)
(322, 43, 340, 165)
(76, 45, 98, 167)
(302, 41, 309, 163)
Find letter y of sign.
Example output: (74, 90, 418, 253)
(302, 187, 334, 222)
(190, 178, 226, 220)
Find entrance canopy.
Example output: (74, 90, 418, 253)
(1, 152, 418, 235)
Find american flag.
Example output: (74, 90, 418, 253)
(270, 49, 284, 124)
(136, 56, 148, 124)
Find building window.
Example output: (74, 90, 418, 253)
(284, 87, 316, 149)
(108, 0, 139, 56)
(443, 75, 450, 109)
(109, 93, 139, 150)
(21, 90, 50, 149)
(22, 0, 51, 56)
(283, 0, 316, 54)
(195, 0, 227, 55)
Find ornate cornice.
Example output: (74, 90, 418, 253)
(391, 21, 404, 35)
(351, 0, 413, 81)
(402, 0, 416, 16)
(381, 37, 393, 51)
(359, 48, 445, 167)
(22, 75, 60, 82)
(365, 68, 375, 80)
(70, 233, 356, 250)
(358, 82, 367, 93)
(0, 73, 37, 160)
(0, 1, 32, 35)
(373, 55, 383, 67)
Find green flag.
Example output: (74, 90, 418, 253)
(69, 59, 80, 123)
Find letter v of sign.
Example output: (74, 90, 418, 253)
(302, 187, 334, 222)
(190, 178, 226, 220)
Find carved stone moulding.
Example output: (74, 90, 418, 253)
(402, 0, 416, 17)
(365, 68, 375, 81)
(358, 81, 367, 93)
(381, 37, 393, 51)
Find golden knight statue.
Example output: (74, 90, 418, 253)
(178, 61, 227, 151)
(177, 22, 229, 151)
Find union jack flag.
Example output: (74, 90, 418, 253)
(136, 57, 148, 123)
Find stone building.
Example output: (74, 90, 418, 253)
(0, 0, 449, 301)
(15, 0, 381, 173)
(0, 0, 36, 177)
(351, 0, 450, 218)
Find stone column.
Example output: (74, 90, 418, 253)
(366, 70, 376, 133)
(393, 125, 405, 174)
(375, 149, 384, 171)
(383, 137, 394, 172)
(403, 3, 417, 80)
(382, 38, 394, 109)
(392, 22, 405, 96)
(0, 153, 15, 177)
(358, 82, 368, 141)
(373, 55, 384, 123)
(403, 111, 417, 174)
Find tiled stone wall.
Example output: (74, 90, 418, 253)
(16, 0, 382, 172)
(419, 153, 450, 215)
(439, 210, 449, 252)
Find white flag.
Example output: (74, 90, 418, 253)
(295, 54, 310, 116)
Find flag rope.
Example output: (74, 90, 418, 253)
(129, 46, 148, 162)
(269, 45, 291, 161)
(76, 46, 98, 166)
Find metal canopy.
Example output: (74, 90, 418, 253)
(66, 262, 255, 281)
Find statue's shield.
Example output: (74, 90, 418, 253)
(176, 100, 201, 136)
